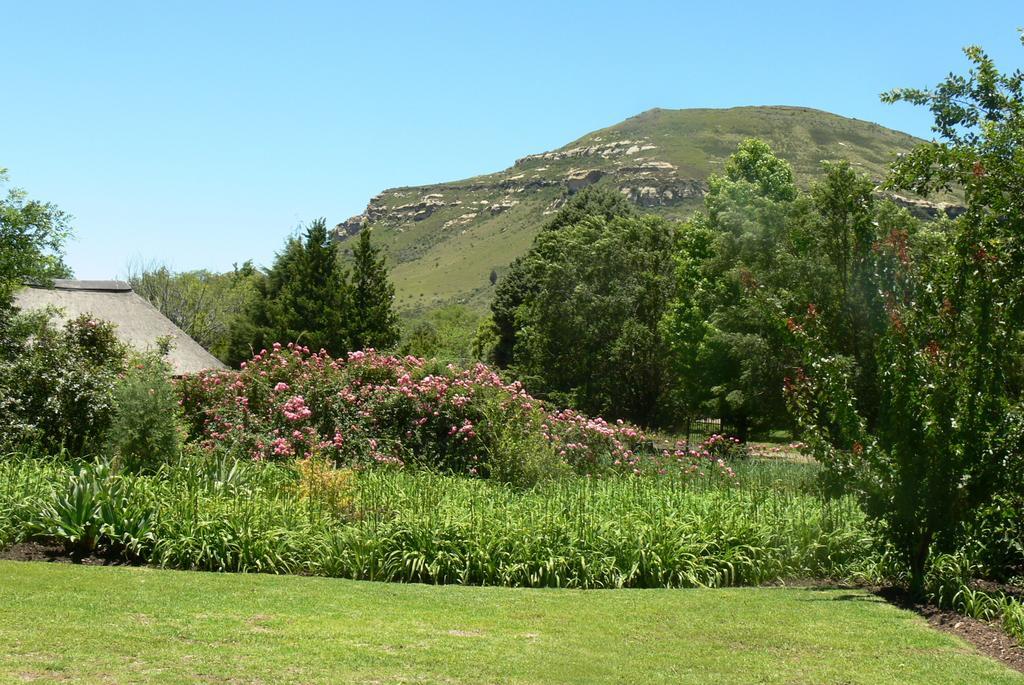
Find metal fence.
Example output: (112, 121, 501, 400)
(683, 416, 727, 442)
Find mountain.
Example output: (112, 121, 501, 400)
(334, 106, 958, 315)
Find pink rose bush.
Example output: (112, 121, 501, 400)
(177, 344, 734, 482)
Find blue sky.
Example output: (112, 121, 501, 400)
(3, 2, 1022, 278)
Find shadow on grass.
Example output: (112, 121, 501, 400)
(794, 586, 888, 603)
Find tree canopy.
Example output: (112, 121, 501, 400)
(790, 35, 1024, 592)
(225, 220, 400, 365)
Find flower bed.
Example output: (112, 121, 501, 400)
(177, 344, 732, 483)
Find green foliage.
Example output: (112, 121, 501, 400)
(348, 228, 400, 351)
(488, 188, 675, 426)
(661, 139, 936, 437)
(723, 138, 798, 201)
(226, 218, 350, 363)
(489, 187, 637, 369)
(0, 455, 878, 587)
(36, 460, 156, 559)
(791, 36, 1024, 594)
(661, 141, 799, 434)
(512, 213, 678, 425)
(0, 168, 72, 318)
(475, 393, 571, 488)
(227, 220, 401, 365)
(127, 260, 260, 362)
(106, 354, 183, 474)
(0, 314, 127, 457)
(400, 304, 481, 363)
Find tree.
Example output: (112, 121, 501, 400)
(661, 140, 800, 436)
(488, 186, 636, 369)
(663, 140, 930, 438)
(723, 138, 798, 202)
(127, 260, 260, 362)
(513, 214, 678, 425)
(348, 228, 400, 351)
(0, 168, 73, 350)
(790, 36, 1024, 594)
(226, 219, 351, 363)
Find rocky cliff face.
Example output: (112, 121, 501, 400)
(334, 133, 714, 242)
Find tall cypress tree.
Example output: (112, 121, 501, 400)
(227, 218, 351, 363)
(348, 228, 399, 351)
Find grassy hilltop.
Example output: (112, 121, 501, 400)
(335, 106, 949, 315)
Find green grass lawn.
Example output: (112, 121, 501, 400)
(2, 561, 1021, 684)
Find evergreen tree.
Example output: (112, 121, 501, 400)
(488, 186, 636, 368)
(226, 218, 351, 363)
(511, 214, 678, 425)
(348, 228, 399, 351)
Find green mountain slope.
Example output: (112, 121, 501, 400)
(335, 106, 956, 314)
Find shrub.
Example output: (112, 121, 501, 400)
(176, 344, 718, 484)
(0, 314, 126, 457)
(107, 353, 183, 474)
(0, 456, 876, 586)
(294, 457, 355, 517)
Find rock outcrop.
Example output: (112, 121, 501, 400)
(514, 139, 657, 166)
(889, 194, 966, 220)
(619, 180, 707, 207)
(565, 169, 605, 193)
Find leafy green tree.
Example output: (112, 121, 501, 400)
(0, 315, 127, 457)
(790, 36, 1024, 593)
(348, 228, 400, 351)
(0, 168, 73, 351)
(661, 140, 800, 436)
(513, 214, 678, 425)
(723, 138, 798, 202)
(226, 219, 351, 363)
(662, 139, 924, 438)
(659, 219, 716, 421)
(127, 260, 260, 362)
(488, 186, 636, 368)
(107, 352, 183, 473)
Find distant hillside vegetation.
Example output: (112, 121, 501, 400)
(335, 106, 958, 314)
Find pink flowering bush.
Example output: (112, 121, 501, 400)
(177, 344, 733, 484)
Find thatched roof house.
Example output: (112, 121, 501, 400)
(14, 279, 227, 375)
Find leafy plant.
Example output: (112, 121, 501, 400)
(0, 314, 127, 457)
(790, 35, 1024, 595)
(294, 457, 355, 517)
(36, 461, 154, 559)
(2, 456, 874, 586)
(107, 353, 183, 474)
(176, 345, 703, 484)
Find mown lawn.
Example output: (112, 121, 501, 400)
(1, 562, 1021, 684)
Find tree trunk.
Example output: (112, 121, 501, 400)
(908, 532, 933, 599)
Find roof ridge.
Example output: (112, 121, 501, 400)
(26, 279, 134, 292)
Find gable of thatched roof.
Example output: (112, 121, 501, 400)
(13, 279, 227, 375)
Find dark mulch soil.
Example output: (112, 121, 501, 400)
(974, 578, 1024, 603)
(0, 541, 138, 566)
(876, 587, 1024, 674)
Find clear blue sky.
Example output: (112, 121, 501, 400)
(3, 1, 1021, 279)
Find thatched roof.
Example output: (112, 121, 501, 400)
(13, 279, 227, 375)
